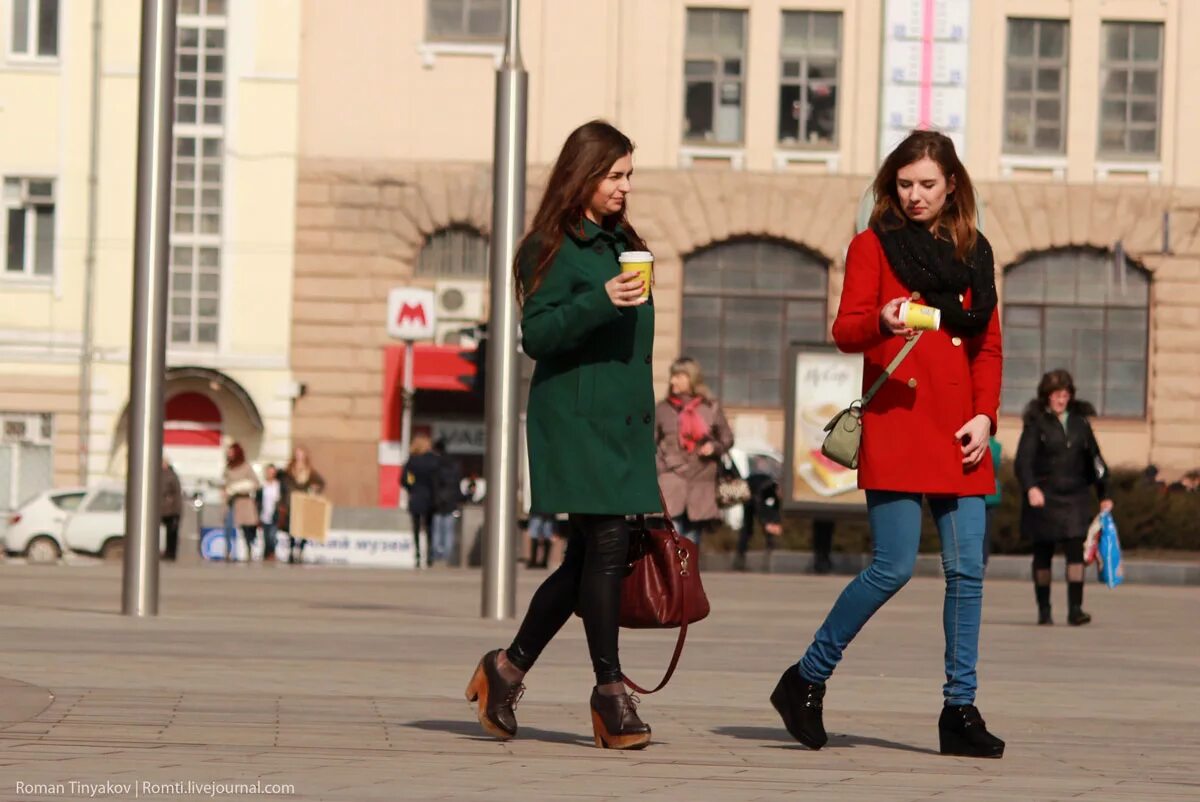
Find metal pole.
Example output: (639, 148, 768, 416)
(400, 340, 415, 464)
(122, 0, 176, 617)
(78, 0, 104, 485)
(482, 0, 527, 619)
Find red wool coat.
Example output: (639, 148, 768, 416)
(832, 229, 1003, 496)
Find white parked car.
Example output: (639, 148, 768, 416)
(4, 485, 165, 563)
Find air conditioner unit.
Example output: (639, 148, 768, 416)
(435, 280, 485, 322)
(434, 320, 474, 346)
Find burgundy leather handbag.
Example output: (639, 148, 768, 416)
(619, 505, 711, 694)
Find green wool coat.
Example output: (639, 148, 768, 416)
(521, 219, 660, 515)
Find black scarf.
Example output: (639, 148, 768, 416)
(872, 210, 997, 338)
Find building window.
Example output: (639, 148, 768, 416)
(3, 177, 55, 278)
(426, 0, 504, 42)
(9, 0, 58, 59)
(170, 0, 226, 346)
(684, 8, 747, 145)
(778, 11, 840, 147)
(1002, 249, 1149, 418)
(682, 239, 828, 407)
(1003, 18, 1068, 154)
(1098, 21, 1162, 157)
(417, 226, 489, 279)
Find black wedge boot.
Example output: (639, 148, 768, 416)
(938, 704, 1005, 758)
(590, 689, 651, 750)
(464, 649, 524, 740)
(770, 666, 828, 750)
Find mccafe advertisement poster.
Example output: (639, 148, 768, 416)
(783, 346, 868, 511)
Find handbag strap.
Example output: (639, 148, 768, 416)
(860, 332, 922, 408)
(622, 493, 690, 695)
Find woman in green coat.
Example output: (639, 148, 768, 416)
(466, 121, 657, 750)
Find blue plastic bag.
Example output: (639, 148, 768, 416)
(1097, 511, 1124, 588)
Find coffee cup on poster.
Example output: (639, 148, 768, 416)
(618, 251, 653, 299)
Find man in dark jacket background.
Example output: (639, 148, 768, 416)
(160, 458, 183, 561)
(430, 439, 465, 566)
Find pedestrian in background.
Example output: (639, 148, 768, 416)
(282, 446, 325, 564)
(1016, 369, 1112, 626)
(160, 458, 182, 561)
(430, 439, 464, 566)
(983, 437, 1002, 568)
(257, 464, 283, 563)
(466, 120, 657, 750)
(655, 357, 734, 550)
(526, 512, 556, 569)
(223, 442, 260, 562)
(773, 130, 1005, 759)
(402, 434, 439, 569)
(734, 454, 783, 571)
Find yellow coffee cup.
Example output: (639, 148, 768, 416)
(618, 250, 653, 299)
(899, 300, 941, 331)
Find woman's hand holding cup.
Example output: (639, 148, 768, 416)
(880, 297, 917, 338)
(606, 271, 646, 307)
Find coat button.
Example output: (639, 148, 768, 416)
(643, 413, 651, 424)
(907, 378, 918, 388)
(951, 336, 962, 347)
(593, 243, 605, 254)
(911, 291, 921, 300)
(958, 293, 965, 302)
(644, 355, 651, 364)
(625, 416, 632, 425)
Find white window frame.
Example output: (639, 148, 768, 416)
(778, 10, 842, 150)
(683, 8, 749, 147)
(2, 176, 56, 281)
(170, 6, 227, 349)
(6, 0, 60, 63)
(424, 0, 506, 44)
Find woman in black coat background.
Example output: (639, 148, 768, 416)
(1015, 370, 1113, 626)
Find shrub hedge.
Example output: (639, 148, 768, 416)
(719, 464, 1200, 555)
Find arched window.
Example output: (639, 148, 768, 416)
(416, 226, 489, 279)
(681, 238, 828, 407)
(1002, 248, 1150, 417)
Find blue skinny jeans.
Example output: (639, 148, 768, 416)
(798, 491, 987, 706)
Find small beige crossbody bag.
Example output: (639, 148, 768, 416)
(820, 333, 923, 470)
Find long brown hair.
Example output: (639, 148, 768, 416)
(514, 120, 647, 304)
(869, 130, 978, 261)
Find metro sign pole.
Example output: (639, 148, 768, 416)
(387, 289, 437, 473)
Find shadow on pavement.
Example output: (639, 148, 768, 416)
(406, 719, 593, 746)
(712, 725, 938, 755)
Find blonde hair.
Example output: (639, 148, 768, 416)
(669, 357, 711, 400)
(410, 434, 433, 456)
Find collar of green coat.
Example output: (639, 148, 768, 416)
(567, 216, 626, 247)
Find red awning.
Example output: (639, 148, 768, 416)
(381, 344, 478, 439)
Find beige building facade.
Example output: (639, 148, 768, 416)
(0, 0, 302, 508)
(292, 0, 1200, 506)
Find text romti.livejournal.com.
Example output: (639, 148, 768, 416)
(15, 780, 297, 798)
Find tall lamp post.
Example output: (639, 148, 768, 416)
(481, 0, 527, 620)
(122, 0, 177, 617)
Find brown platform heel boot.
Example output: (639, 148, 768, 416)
(589, 688, 651, 750)
(464, 649, 524, 740)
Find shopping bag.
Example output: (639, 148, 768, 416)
(1096, 511, 1124, 588)
(1083, 515, 1101, 566)
(289, 493, 332, 544)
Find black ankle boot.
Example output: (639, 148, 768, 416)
(770, 667, 827, 750)
(1037, 604, 1053, 625)
(464, 649, 524, 740)
(1067, 582, 1090, 625)
(590, 688, 651, 749)
(939, 704, 1005, 758)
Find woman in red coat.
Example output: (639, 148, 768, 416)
(771, 131, 1005, 759)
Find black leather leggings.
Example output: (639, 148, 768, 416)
(506, 514, 630, 685)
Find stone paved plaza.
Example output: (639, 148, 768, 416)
(0, 561, 1196, 801)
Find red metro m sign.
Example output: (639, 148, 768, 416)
(386, 288, 437, 341)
